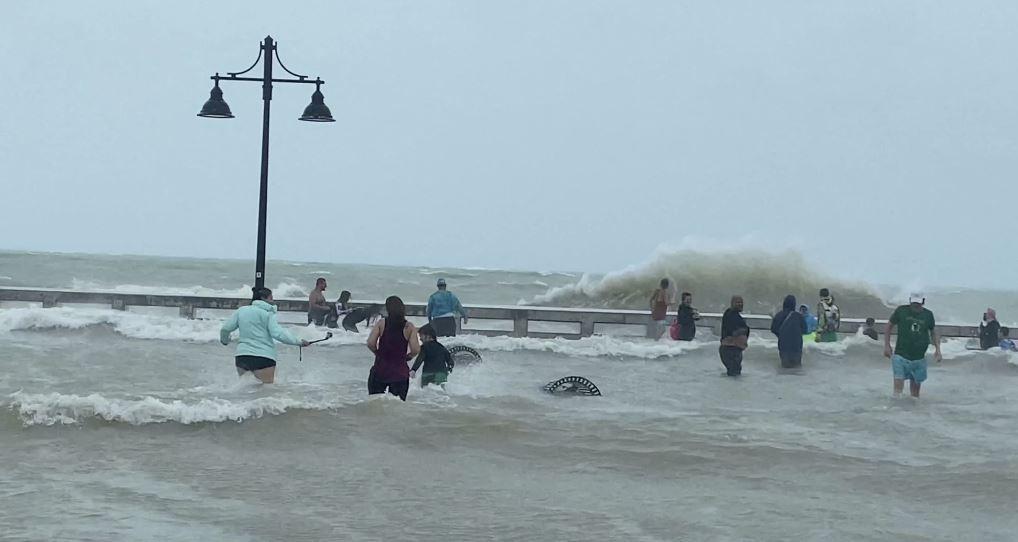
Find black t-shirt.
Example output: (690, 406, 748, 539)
(412, 341, 454, 374)
(721, 308, 748, 339)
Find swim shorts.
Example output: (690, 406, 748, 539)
(235, 355, 276, 372)
(421, 372, 448, 387)
(892, 354, 927, 383)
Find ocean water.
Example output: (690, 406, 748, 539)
(2, 251, 1018, 541)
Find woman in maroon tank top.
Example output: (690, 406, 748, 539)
(366, 296, 420, 401)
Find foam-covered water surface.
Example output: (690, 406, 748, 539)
(2, 314, 1017, 541)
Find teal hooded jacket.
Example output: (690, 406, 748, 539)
(220, 300, 303, 360)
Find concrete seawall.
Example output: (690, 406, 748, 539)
(0, 287, 983, 340)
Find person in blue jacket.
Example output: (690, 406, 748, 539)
(426, 278, 468, 337)
(799, 304, 819, 334)
(220, 287, 309, 383)
(772, 295, 808, 369)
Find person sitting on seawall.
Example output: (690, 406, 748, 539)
(342, 304, 382, 333)
(410, 323, 454, 387)
(220, 287, 310, 384)
(674, 291, 700, 341)
(979, 308, 1000, 350)
(815, 288, 841, 343)
(308, 277, 337, 326)
(427, 278, 468, 337)
(719, 296, 750, 377)
(999, 327, 1017, 352)
(647, 278, 674, 339)
(366, 296, 420, 401)
(324, 290, 352, 329)
(862, 317, 880, 340)
(770, 295, 808, 369)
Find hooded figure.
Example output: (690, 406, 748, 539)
(771, 295, 808, 369)
(979, 308, 1000, 350)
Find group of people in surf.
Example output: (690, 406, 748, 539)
(219, 278, 469, 401)
(649, 281, 962, 399)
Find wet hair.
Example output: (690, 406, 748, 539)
(819, 288, 830, 297)
(866, 317, 875, 325)
(1002, 327, 1010, 337)
(419, 323, 436, 340)
(384, 296, 407, 330)
(338, 290, 351, 303)
(681, 291, 692, 300)
(660, 278, 670, 289)
(252, 287, 272, 301)
(316, 277, 327, 286)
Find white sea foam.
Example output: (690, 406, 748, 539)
(7, 392, 341, 425)
(444, 334, 704, 359)
(67, 279, 309, 299)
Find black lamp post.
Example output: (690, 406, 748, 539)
(198, 35, 334, 294)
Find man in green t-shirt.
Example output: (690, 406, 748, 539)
(883, 293, 942, 398)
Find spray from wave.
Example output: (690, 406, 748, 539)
(530, 248, 891, 316)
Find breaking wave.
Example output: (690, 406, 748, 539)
(531, 248, 891, 316)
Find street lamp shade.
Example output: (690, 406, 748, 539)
(298, 84, 335, 122)
(197, 81, 234, 119)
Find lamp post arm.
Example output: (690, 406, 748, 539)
(211, 75, 324, 85)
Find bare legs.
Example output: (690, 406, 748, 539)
(893, 378, 920, 398)
(237, 366, 276, 384)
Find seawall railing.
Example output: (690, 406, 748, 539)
(0, 287, 983, 340)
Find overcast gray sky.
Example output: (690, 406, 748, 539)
(1, 1, 1015, 288)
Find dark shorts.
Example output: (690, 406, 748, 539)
(236, 355, 276, 372)
(432, 317, 457, 337)
(421, 372, 449, 387)
(779, 351, 802, 369)
(368, 370, 409, 401)
(719, 345, 743, 376)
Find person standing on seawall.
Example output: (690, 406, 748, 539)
(719, 296, 750, 377)
(647, 278, 673, 339)
(220, 287, 310, 384)
(979, 308, 1000, 350)
(770, 295, 807, 369)
(674, 291, 700, 341)
(884, 293, 941, 398)
(367, 296, 420, 401)
(427, 278, 468, 337)
(815, 288, 841, 343)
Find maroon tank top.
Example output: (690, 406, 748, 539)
(372, 317, 410, 383)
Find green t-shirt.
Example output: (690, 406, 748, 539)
(889, 305, 936, 361)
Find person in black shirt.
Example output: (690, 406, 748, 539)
(675, 292, 700, 341)
(410, 324, 454, 387)
(719, 296, 749, 376)
(979, 309, 1000, 350)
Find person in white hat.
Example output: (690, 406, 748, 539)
(883, 293, 942, 398)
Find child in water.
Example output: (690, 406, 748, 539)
(410, 323, 454, 386)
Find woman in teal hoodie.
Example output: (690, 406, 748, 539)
(220, 288, 309, 383)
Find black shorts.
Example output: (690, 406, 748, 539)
(368, 370, 409, 401)
(236, 355, 276, 372)
(432, 316, 457, 337)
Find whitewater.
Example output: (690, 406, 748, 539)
(2, 250, 1018, 541)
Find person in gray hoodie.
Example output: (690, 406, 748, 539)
(770, 295, 808, 369)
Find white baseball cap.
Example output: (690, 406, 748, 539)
(908, 293, 925, 304)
